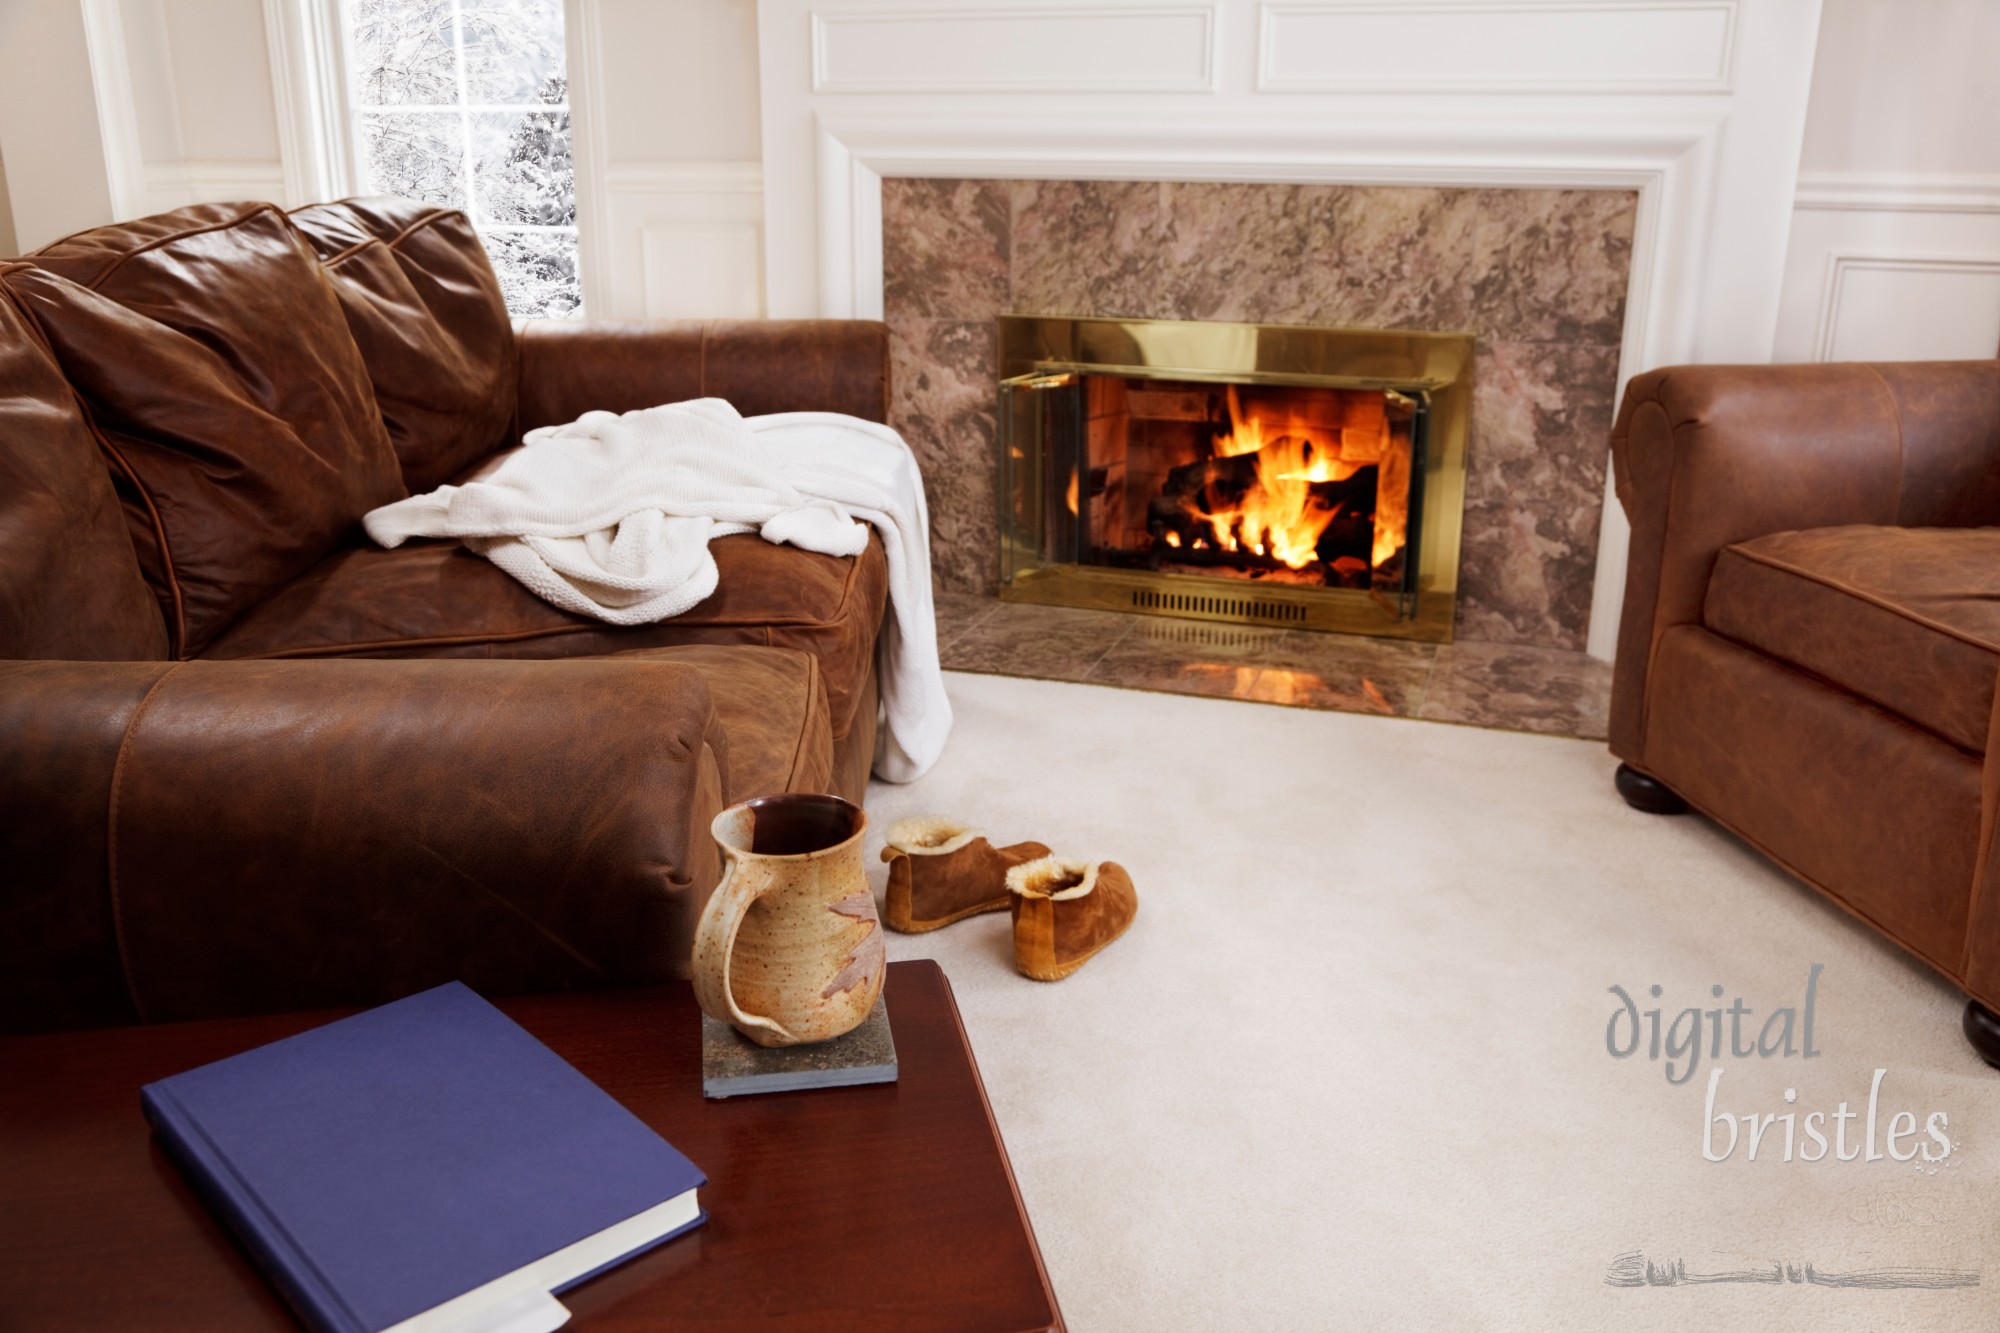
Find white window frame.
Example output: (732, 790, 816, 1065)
(263, 0, 606, 311)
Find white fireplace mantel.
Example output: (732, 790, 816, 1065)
(755, 0, 1827, 660)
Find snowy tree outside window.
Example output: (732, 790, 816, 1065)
(344, 0, 582, 318)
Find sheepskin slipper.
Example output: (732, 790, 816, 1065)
(1007, 856, 1138, 982)
(879, 817, 1051, 933)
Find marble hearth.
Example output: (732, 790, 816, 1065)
(933, 593, 1612, 741)
(885, 178, 1637, 655)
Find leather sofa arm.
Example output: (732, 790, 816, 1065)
(515, 318, 891, 434)
(1608, 359, 2000, 762)
(0, 657, 729, 1032)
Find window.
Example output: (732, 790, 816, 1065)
(341, 0, 581, 317)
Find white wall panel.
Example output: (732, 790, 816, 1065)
(567, 1, 770, 319)
(1814, 255, 2000, 362)
(1773, 2, 2000, 364)
(598, 164, 767, 319)
(1775, 199, 2000, 362)
(1258, 2, 1737, 94)
(643, 223, 765, 319)
(811, 7, 1218, 94)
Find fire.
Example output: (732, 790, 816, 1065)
(1064, 470, 1079, 517)
(1370, 435, 1409, 568)
(1194, 386, 1408, 571)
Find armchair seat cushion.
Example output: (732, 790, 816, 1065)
(1704, 525, 2000, 754)
(198, 530, 888, 743)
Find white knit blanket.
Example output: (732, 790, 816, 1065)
(363, 398, 952, 782)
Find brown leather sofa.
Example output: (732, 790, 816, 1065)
(1607, 359, 2000, 1064)
(0, 198, 892, 1033)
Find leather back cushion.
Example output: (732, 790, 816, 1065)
(289, 199, 517, 492)
(0, 272, 169, 660)
(5, 203, 403, 656)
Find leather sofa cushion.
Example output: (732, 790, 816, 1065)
(289, 199, 517, 492)
(0, 273, 168, 660)
(200, 531, 889, 741)
(4, 204, 403, 656)
(1705, 525, 2000, 754)
(615, 644, 834, 801)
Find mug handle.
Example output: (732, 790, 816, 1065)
(690, 848, 799, 1046)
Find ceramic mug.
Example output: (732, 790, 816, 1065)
(690, 793, 885, 1048)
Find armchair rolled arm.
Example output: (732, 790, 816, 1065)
(1609, 359, 2000, 762)
(0, 657, 730, 1032)
(515, 318, 890, 434)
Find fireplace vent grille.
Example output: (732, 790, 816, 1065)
(1130, 589, 1306, 624)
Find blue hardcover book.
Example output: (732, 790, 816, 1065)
(141, 983, 706, 1333)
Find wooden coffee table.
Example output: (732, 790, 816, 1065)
(0, 959, 1064, 1332)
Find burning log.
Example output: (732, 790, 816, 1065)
(1159, 445, 1270, 501)
(1160, 441, 1376, 504)
(1146, 467, 1379, 544)
(1152, 544, 1306, 574)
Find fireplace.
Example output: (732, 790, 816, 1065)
(998, 316, 1473, 640)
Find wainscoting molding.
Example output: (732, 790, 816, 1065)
(606, 164, 766, 320)
(811, 6, 1219, 94)
(141, 161, 291, 215)
(1794, 172, 2000, 216)
(1256, 1, 1739, 95)
(1774, 170, 2000, 364)
(1811, 253, 2000, 364)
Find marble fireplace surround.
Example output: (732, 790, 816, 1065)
(884, 178, 1635, 652)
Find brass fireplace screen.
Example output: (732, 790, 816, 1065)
(997, 316, 1474, 641)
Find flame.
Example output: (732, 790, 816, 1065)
(1199, 387, 1365, 570)
(1371, 430, 1409, 568)
(1194, 386, 1408, 571)
(1064, 471, 1078, 516)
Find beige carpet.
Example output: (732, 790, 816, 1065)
(864, 672, 1999, 1332)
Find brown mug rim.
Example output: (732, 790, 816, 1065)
(713, 792, 867, 861)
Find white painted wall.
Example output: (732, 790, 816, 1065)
(595, 0, 759, 163)
(1800, 0, 2000, 177)
(1772, 0, 2000, 362)
(161, 0, 281, 163)
(127, 0, 286, 211)
(570, 0, 766, 319)
(0, 0, 117, 250)
(0, 144, 19, 255)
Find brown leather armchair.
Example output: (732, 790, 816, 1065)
(1607, 359, 2000, 1064)
(0, 199, 893, 1032)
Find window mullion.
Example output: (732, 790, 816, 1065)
(451, 0, 476, 226)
